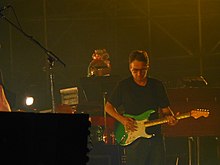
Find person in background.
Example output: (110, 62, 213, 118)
(105, 50, 178, 165)
(0, 71, 11, 112)
(0, 84, 11, 112)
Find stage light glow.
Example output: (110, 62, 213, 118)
(25, 96, 34, 106)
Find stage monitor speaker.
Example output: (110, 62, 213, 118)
(0, 112, 90, 165)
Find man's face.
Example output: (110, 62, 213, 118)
(129, 60, 149, 82)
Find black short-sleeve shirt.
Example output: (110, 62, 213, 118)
(108, 76, 170, 116)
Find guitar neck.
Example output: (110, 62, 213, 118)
(144, 112, 191, 127)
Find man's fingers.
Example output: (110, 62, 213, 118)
(125, 118, 137, 131)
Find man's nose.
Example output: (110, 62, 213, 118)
(137, 71, 142, 76)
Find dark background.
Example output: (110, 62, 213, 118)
(1, 0, 220, 110)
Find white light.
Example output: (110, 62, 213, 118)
(26, 96, 34, 106)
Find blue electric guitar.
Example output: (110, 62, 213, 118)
(115, 109, 209, 146)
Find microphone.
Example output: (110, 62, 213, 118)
(0, 5, 10, 12)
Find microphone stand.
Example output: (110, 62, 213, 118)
(1, 12, 66, 113)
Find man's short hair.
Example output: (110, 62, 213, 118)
(129, 50, 149, 66)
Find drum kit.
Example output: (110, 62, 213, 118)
(89, 115, 117, 145)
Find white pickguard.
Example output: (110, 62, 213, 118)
(125, 119, 154, 145)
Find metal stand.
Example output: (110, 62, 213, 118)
(103, 91, 108, 143)
(1, 10, 65, 113)
(188, 137, 193, 165)
(196, 137, 200, 165)
(188, 136, 201, 165)
(103, 92, 108, 130)
(48, 57, 56, 113)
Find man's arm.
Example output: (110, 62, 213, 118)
(161, 106, 178, 125)
(105, 101, 137, 131)
(105, 101, 123, 122)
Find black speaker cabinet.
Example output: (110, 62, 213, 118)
(0, 112, 90, 165)
(87, 143, 122, 165)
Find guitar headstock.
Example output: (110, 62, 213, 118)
(191, 109, 209, 119)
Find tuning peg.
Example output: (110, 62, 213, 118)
(197, 108, 209, 112)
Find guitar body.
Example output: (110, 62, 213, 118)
(115, 109, 155, 146)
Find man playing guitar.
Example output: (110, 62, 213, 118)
(105, 50, 177, 165)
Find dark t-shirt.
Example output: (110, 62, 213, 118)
(108, 76, 170, 135)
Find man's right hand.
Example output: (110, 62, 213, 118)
(105, 101, 137, 131)
(120, 116, 137, 132)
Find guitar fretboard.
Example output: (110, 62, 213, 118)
(144, 112, 191, 127)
